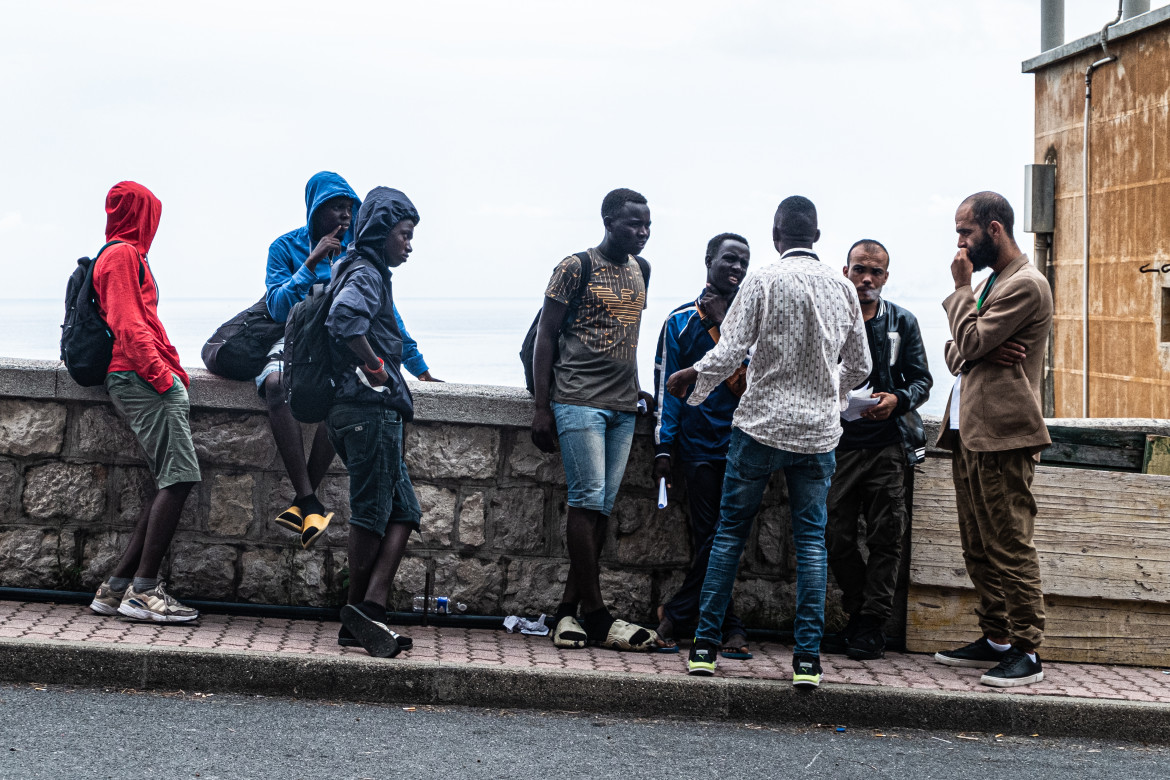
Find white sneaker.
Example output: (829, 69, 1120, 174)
(117, 581, 199, 623)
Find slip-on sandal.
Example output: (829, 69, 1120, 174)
(300, 512, 334, 549)
(655, 606, 679, 653)
(721, 632, 752, 659)
(274, 505, 303, 533)
(598, 619, 659, 652)
(340, 604, 400, 658)
(552, 615, 587, 649)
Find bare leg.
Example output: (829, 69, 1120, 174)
(561, 506, 606, 613)
(305, 423, 335, 492)
(127, 482, 196, 580)
(264, 372, 313, 499)
(110, 501, 152, 580)
(363, 525, 412, 607)
(346, 525, 381, 606)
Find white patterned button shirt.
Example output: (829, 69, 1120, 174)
(688, 249, 872, 454)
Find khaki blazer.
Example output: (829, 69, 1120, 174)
(937, 254, 1053, 453)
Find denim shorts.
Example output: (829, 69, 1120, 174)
(254, 337, 284, 396)
(105, 371, 202, 489)
(552, 402, 636, 516)
(326, 402, 421, 537)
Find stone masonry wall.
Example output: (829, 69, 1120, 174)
(0, 360, 825, 630)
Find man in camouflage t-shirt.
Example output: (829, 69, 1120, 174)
(531, 188, 658, 653)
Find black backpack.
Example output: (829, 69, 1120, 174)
(282, 261, 364, 424)
(520, 251, 649, 394)
(60, 240, 143, 387)
(201, 296, 285, 381)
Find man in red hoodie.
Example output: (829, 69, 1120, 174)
(88, 181, 202, 623)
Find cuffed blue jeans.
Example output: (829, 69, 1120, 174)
(695, 428, 836, 658)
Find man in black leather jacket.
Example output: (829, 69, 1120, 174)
(826, 239, 932, 660)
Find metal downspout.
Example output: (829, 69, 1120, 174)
(1082, 2, 1124, 417)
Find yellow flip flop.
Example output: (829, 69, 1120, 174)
(300, 512, 334, 549)
(274, 506, 303, 533)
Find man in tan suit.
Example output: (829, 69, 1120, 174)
(933, 192, 1053, 687)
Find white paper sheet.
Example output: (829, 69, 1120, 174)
(841, 384, 881, 422)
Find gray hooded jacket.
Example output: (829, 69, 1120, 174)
(325, 187, 421, 419)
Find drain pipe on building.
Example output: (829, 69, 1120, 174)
(1081, 1, 1125, 417)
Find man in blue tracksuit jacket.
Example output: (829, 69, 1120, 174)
(258, 171, 440, 552)
(652, 232, 751, 656)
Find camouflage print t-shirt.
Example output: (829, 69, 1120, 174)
(544, 247, 647, 412)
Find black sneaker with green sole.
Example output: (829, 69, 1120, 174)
(688, 639, 718, 676)
(792, 654, 822, 689)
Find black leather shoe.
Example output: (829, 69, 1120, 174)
(845, 617, 885, 660)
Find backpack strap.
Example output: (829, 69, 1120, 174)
(634, 254, 650, 293)
(570, 251, 592, 306)
(93, 240, 145, 286)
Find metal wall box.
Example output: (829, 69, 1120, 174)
(1024, 164, 1056, 233)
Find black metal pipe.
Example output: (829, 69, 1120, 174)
(0, 587, 504, 630)
(2, 586, 855, 646)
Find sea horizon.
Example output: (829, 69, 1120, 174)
(4, 294, 953, 416)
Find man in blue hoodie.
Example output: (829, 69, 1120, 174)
(652, 233, 751, 656)
(259, 172, 439, 551)
(327, 187, 423, 658)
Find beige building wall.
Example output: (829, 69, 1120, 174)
(1031, 21, 1170, 418)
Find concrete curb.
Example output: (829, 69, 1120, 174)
(2, 637, 1167, 743)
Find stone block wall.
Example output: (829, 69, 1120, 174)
(0, 360, 823, 629)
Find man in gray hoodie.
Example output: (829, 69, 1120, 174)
(325, 187, 423, 658)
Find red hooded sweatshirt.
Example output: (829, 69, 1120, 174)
(92, 181, 189, 393)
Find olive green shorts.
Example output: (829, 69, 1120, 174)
(105, 371, 202, 489)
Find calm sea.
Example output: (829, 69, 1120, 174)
(4, 294, 952, 416)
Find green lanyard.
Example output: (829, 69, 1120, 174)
(976, 272, 998, 311)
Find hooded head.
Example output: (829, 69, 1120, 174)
(352, 187, 420, 271)
(105, 181, 162, 254)
(304, 171, 361, 244)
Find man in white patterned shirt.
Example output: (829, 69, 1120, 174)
(666, 196, 871, 688)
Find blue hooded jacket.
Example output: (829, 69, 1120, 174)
(264, 171, 430, 377)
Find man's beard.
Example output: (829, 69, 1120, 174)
(968, 233, 998, 272)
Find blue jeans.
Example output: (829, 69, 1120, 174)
(696, 428, 836, 658)
(552, 402, 636, 516)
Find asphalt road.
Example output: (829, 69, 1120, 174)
(1, 683, 1167, 779)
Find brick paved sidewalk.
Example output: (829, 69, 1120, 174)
(2, 599, 1168, 704)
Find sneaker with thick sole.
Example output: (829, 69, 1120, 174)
(688, 639, 719, 676)
(792, 654, 823, 689)
(980, 648, 1044, 687)
(89, 580, 127, 616)
(933, 637, 1009, 668)
(340, 604, 401, 658)
(117, 582, 199, 623)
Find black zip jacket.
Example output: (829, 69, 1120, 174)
(841, 299, 932, 464)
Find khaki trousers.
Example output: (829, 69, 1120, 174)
(951, 436, 1045, 651)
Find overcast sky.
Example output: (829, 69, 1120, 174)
(1, 1, 1158, 380)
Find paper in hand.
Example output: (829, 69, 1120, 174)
(841, 384, 881, 422)
(657, 478, 668, 509)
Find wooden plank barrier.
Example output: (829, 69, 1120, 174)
(908, 457, 1170, 666)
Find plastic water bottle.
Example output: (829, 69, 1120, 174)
(411, 595, 468, 614)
